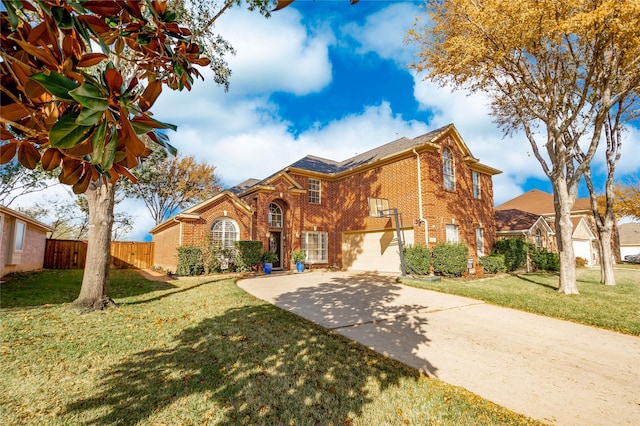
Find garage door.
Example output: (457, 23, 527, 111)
(573, 239, 593, 265)
(342, 229, 414, 273)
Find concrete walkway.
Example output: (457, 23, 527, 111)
(238, 271, 640, 426)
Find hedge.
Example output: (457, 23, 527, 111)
(432, 243, 469, 277)
(493, 238, 528, 272)
(403, 244, 431, 275)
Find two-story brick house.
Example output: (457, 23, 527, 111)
(150, 124, 501, 273)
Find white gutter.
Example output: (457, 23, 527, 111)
(413, 149, 429, 245)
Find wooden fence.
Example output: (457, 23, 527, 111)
(44, 240, 154, 270)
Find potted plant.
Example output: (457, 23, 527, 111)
(291, 249, 306, 273)
(261, 251, 278, 275)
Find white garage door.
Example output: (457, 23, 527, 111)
(573, 239, 593, 265)
(342, 229, 414, 273)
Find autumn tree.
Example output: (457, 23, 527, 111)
(614, 178, 640, 221)
(409, 0, 640, 294)
(121, 148, 222, 225)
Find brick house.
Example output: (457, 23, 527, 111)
(1, 205, 53, 277)
(150, 124, 501, 273)
(495, 189, 601, 265)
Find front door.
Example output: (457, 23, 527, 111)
(269, 232, 282, 269)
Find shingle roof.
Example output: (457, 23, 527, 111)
(495, 209, 544, 232)
(495, 189, 591, 215)
(228, 178, 262, 195)
(619, 222, 640, 245)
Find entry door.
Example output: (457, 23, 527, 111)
(269, 232, 282, 269)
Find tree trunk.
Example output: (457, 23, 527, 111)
(72, 180, 116, 311)
(553, 182, 579, 295)
(597, 224, 616, 285)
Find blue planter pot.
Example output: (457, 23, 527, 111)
(264, 263, 273, 274)
(296, 262, 304, 273)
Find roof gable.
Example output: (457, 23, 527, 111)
(572, 216, 596, 240)
(495, 209, 553, 233)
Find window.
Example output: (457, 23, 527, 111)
(368, 197, 389, 217)
(302, 231, 328, 263)
(472, 171, 481, 199)
(446, 224, 459, 244)
(535, 229, 542, 248)
(443, 148, 455, 190)
(476, 228, 484, 257)
(211, 217, 239, 249)
(14, 221, 25, 251)
(268, 203, 283, 228)
(308, 178, 321, 204)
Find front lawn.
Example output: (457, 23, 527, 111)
(0, 270, 541, 425)
(402, 266, 640, 336)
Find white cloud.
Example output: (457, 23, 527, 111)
(341, 2, 420, 67)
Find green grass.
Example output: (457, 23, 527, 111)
(0, 269, 541, 425)
(402, 266, 640, 336)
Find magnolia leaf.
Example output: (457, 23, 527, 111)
(72, 167, 93, 194)
(104, 68, 123, 94)
(69, 84, 108, 110)
(152, 130, 178, 157)
(139, 79, 162, 112)
(100, 129, 118, 170)
(77, 53, 108, 67)
(52, 6, 73, 29)
(1, 103, 31, 122)
(49, 112, 94, 149)
(41, 148, 63, 171)
(131, 115, 177, 132)
(91, 119, 108, 165)
(0, 142, 19, 164)
(17, 142, 41, 169)
(30, 72, 79, 101)
(76, 108, 104, 126)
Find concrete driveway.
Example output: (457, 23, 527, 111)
(238, 270, 640, 426)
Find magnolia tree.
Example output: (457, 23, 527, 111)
(408, 0, 640, 293)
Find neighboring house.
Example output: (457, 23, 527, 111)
(1, 205, 53, 277)
(495, 189, 600, 265)
(495, 208, 556, 251)
(618, 222, 640, 258)
(151, 124, 501, 274)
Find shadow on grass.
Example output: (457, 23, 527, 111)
(64, 303, 420, 424)
(253, 272, 437, 376)
(514, 273, 559, 291)
(120, 277, 231, 306)
(0, 269, 177, 308)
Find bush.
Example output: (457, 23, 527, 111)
(176, 246, 203, 276)
(403, 244, 431, 275)
(234, 241, 263, 272)
(432, 243, 469, 278)
(201, 235, 237, 274)
(529, 247, 560, 271)
(479, 254, 507, 274)
(493, 238, 528, 272)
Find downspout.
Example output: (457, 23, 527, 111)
(413, 149, 428, 245)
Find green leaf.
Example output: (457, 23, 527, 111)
(29, 72, 79, 101)
(153, 130, 178, 157)
(52, 6, 73, 29)
(69, 84, 108, 111)
(91, 119, 107, 165)
(76, 108, 104, 126)
(3, 0, 20, 31)
(101, 129, 118, 170)
(49, 112, 94, 149)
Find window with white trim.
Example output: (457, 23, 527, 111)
(368, 197, 389, 217)
(308, 178, 321, 204)
(446, 224, 459, 244)
(14, 220, 25, 251)
(443, 148, 455, 190)
(211, 217, 239, 249)
(268, 203, 283, 228)
(535, 229, 542, 248)
(476, 228, 484, 257)
(472, 171, 481, 199)
(302, 231, 328, 263)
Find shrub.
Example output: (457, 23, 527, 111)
(432, 243, 469, 277)
(201, 235, 237, 274)
(493, 238, 528, 272)
(575, 257, 587, 267)
(403, 244, 431, 275)
(262, 251, 278, 264)
(234, 241, 263, 272)
(479, 254, 507, 274)
(529, 247, 560, 271)
(176, 246, 203, 276)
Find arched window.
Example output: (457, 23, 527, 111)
(211, 217, 239, 249)
(443, 148, 455, 190)
(535, 229, 542, 248)
(268, 203, 283, 228)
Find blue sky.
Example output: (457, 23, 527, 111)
(10, 0, 640, 240)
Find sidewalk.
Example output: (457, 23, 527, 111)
(238, 270, 640, 426)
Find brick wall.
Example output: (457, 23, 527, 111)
(1, 216, 48, 276)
